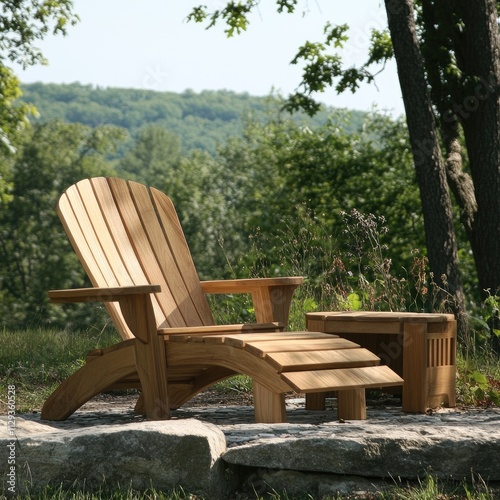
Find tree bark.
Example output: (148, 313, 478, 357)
(440, 119, 477, 238)
(384, 0, 466, 331)
(453, 0, 500, 297)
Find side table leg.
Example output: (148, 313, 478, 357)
(402, 321, 427, 413)
(305, 392, 326, 410)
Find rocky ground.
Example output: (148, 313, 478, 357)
(73, 388, 404, 416)
(76, 385, 256, 412)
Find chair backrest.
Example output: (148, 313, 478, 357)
(58, 177, 214, 339)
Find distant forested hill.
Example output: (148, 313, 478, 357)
(19, 82, 366, 155)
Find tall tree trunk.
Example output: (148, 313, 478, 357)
(440, 120, 477, 239)
(384, 0, 467, 333)
(454, 0, 500, 297)
(418, 1, 478, 241)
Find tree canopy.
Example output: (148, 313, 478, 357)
(2, 0, 498, 339)
(0, 1, 77, 202)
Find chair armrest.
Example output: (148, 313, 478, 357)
(49, 285, 162, 344)
(48, 285, 161, 303)
(200, 277, 304, 328)
(200, 277, 303, 294)
(158, 322, 283, 336)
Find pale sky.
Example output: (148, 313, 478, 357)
(12, 0, 405, 117)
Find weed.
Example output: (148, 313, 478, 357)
(214, 374, 253, 393)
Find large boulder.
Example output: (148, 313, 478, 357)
(1, 418, 229, 497)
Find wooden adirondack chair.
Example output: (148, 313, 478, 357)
(42, 177, 403, 423)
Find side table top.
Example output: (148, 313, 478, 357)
(306, 311, 455, 323)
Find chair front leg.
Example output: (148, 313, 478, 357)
(120, 293, 170, 420)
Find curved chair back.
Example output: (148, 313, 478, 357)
(57, 177, 214, 338)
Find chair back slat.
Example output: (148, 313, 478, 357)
(57, 177, 214, 339)
(76, 179, 136, 286)
(150, 186, 214, 324)
(58, 192, 111, 287)
(63, 182, 125, 287)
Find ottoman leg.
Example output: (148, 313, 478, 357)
(338, 388, 366, 420)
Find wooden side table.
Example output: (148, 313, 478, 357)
(306, 311, 457, 413)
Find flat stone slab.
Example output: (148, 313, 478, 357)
(223, 418, 500, 480)
(218, 404, 500, 478)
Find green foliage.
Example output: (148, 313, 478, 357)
(367, 29, 394, 65)
(0, 67, 35, 155)
(455, 291, 500, 407)
(118, 124, 180, 187)
(465, 290, 500, 353)
(456, 356, 500, 409)
(0, 88, 480, 332)
(0, 1, 77, 153)
(186, 1, 256, 36)
(0, 82, 478, 334)
(482, 290, 500, 340)
(188, 2, 393, 115)
(186, 0, 500, 329)
(203, 110, 423, 279)
(285, 21, 384, 112)
(0, 121, 127, 330)
(243, 207, 455, 334)
(0, 0, 78, 68)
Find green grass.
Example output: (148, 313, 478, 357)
(213, 373, 253, 393)
(0, 326, 119, 413)
(0, 485, 199, 500)
(1, 475, 498, 500)
(378, 474, 498, 500)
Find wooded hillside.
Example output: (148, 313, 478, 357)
(19, 82, 366, 155)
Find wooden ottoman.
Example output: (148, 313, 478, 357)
(306, 311, 457, 413)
